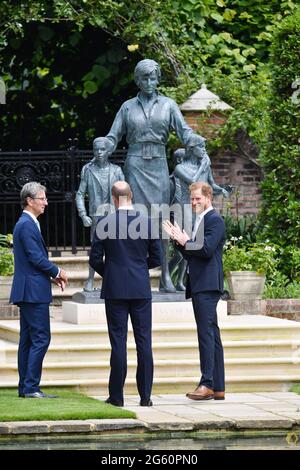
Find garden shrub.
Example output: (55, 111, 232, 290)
(259, 9, 300, 247)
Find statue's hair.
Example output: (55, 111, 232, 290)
(134, 59, 161, 86)
(173, 148, 186, 162)
(93, 137, 114, 153)
(186, 133, 206, 148)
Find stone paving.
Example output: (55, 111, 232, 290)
(1, 392, 300, 435)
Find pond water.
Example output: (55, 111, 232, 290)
(0, 431, 299, 450)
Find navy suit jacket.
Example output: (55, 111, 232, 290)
(180, 209, 226, 299)
(89, 210, 162, 299)
(9, 212, 59, 304)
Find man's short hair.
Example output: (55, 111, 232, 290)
(111, 181, 132, 199)
(189, 182, 213, 200)
(20, 182, 46, 209)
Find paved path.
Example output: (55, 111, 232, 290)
(116, 391, 300, 431)
(1, 392, 300, 435)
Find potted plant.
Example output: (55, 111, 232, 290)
(223, 239, 277, 300)
(0, 234, 14, 302)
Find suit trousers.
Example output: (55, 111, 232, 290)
(105, 298, 153, 403)
(192, 291, 225, 391)
(18, 302, 51, 395)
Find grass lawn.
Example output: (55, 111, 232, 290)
(0, 388, 136, 421)
(290, 384, 300, 395)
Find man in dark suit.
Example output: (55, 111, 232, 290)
(89, 181, 162, 407)
(10, 182, 68, 398)
(163, 181, 225, 401)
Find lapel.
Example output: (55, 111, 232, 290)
(203, 208, 216, 224)
(21, 212, 48, 253)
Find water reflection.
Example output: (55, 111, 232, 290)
(0, 434, 299, 450)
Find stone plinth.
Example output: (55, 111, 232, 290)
(0, 303, 19, 320)
(63, 294, 227, 324)
(62, 301, 106, 324)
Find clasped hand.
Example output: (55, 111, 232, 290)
(162, 220, 190, 246)
(52, 268, 68, 292)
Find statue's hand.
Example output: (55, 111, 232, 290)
(82, 215, 92, 227)
(222, 188, 229, 198)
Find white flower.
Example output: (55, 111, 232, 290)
(265, 246, 276, 252)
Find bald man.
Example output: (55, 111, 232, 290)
(89, 181, 162, 407)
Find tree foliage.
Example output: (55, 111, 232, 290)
(0, 21, 137, 149)
(0, 1, 298, 150)
(259, 9, 300, 247)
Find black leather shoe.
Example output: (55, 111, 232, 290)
(140, 399, 153, 407)
(24, 391, 58, 399)
(18, 393, 25, 398)
(105, 397, 123, 407)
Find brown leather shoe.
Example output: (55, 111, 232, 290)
(214, 391, 225, 400)
(186, 385, 214, 400)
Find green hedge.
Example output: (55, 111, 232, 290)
(259, 9, 300, 247)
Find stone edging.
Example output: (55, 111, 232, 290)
(0, 419, 145, 435)
(0, 416, 298, 435)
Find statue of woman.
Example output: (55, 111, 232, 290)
(105, 59, 210, 292)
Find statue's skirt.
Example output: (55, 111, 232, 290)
(124, 155, 170, 217)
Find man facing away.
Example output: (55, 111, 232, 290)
(10, 182, 68, 398)
(89, 181, 162, 407)
(163, 182, 226, 401)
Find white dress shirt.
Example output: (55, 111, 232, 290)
(118, 205, 135, 210)
(191, 206, 214, 240)
(23, 210, 40, 231)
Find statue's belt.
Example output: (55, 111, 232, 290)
(127, 143, 166, 159)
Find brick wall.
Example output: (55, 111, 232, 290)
(182, 111, 263, 216)
(227, 299, 300, 320)
(211, 151, 263, 217)
(184, 111, 227, 139)
(265, 299, 300, 321)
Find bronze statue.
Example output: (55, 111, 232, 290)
(173, 135, 229, 202)
(169, 136, 229, 290)
(76, 137, 124, 291)
(105, 59, 210, 292)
